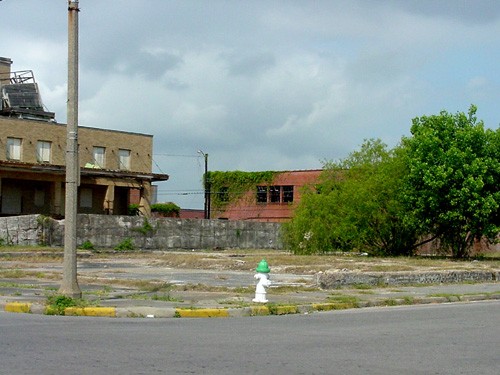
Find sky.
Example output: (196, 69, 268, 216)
(1, 0, 499, 209)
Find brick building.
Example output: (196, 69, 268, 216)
(212, 170, 322, 222)
(0, 57, 168, 217)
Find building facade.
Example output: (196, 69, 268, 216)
(0, 57, 168, 217)
(212, 170, 322, 222)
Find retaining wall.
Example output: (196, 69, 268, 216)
(0, 214, 283, 250)
(318, 270, 499, 288)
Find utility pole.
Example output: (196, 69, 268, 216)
(198, 150, 210, 219)
(59, 0, 81, 298)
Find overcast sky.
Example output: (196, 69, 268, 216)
(1, 0, 499, 209)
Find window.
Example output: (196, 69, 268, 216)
(218, 186, 229, 203)
(256, 186, 268, 203)
(283, 185, 294, 203)
(256, 185, 294, 204)
(269, 186, 280, 203)
(93, 146, 106, 168)
(6, 137, 22, 160)
(118, 149, 131, 170)
(37, 141, 51, 163)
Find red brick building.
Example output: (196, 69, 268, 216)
(212, 170, 322, 222)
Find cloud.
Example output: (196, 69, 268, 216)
(1, 0, 499, 208)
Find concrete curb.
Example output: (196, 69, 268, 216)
(3, 293, 500, 318)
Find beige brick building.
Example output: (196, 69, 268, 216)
(0, 57, 168, 217)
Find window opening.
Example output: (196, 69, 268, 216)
(256, 186, 268, 203)
(283, 185, 294, 203)
(269, 186, 280, 203)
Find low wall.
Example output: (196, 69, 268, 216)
(318, 270, 499, 288)
(0, 214, 283, 250)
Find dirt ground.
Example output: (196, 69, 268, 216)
(2, 247, 499, 275)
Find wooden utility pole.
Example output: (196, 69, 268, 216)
(59, 0, 81, 298)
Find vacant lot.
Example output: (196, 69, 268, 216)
(1, 247, 499, 275)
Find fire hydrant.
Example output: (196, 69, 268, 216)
(253, 259, 271, 303)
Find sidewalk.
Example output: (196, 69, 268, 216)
(1, 265, 499, 318)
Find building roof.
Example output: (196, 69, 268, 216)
(0, 160, 169, 182)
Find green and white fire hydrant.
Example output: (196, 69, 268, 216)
(253, 259, 271, 303)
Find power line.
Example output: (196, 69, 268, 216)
(154, 153, 201, 158)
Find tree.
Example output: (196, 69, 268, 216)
(283, 139, 418, 255)
(402, 105, 500, 258)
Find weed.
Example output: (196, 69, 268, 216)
(218, 298, 249, 307)
(0, 281, 37, 289)
(383, 298, 398, 306)
(0, 269, 26, 278)
(141, 281, 172, 293)
(133, 218, 155, 235)
(46, 295, 78, 315)
(151, 293, 182, 302)
(353, 284, 373, 290)
(115, 238, 134, 251)
(403, 296, 414, 305)
(427, 293, 462, 301)
(79, 240, 95, 250)
(356, 290, 375, 295)
(327, 294, 360, 309)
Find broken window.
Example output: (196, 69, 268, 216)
(283, 185, 294, 202)
(256, 186, 268, 203)
(269, 186, 280, 203)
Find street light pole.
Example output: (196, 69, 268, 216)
(198, 150, 210, 219)
(59, 0, 81, 298)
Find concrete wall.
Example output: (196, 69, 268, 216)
(0, 214, 283, 250)
(318, 270, 499, 288)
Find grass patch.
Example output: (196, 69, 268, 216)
(326, 294, 360, 309)
(383, 298, 399, 306)
(356, 290, 375, 295)
(118, 292, 183, 302)
(352, 284, 373, 290)
(0, 281, 39, 289)
(217, 298, 249, 307)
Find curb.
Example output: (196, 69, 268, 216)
(3, 293, 500, 318)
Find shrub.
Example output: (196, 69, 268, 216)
(115, 238, 135, 251)
(79, 240, 95, 250)
(151, 202, 180, 217)
(128, 204, 140, 216)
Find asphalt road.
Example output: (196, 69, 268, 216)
(1, 301, 498, 374)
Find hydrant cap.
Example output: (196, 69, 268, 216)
(256, 259, 270, 273)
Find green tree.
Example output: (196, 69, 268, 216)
(283, 139, 417, 255)
(402, 105, 500, 258)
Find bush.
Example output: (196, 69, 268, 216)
(128, 204, 140, 216)
(79, 240, 95, 250)
(115, 238, 134, 251)
(151, 202, 180, 217)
